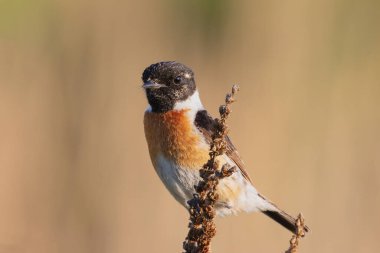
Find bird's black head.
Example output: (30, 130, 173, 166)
(142, 61, 196, 113)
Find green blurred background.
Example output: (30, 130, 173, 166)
(0, 0, 379, 252)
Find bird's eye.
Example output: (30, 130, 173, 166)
(174, 76, 182, 84)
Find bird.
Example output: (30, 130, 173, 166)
(142, 61, 309, 234)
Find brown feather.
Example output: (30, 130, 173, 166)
(144, 110, 209, 169)
(194, 110, 252, 183)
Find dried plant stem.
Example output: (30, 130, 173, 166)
(285, 213, 306, 253)
(183, 85, 240, 253)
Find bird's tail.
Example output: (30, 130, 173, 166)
(259, 194, 310, 234)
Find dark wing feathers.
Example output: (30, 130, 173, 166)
(194, 110, 252, 183)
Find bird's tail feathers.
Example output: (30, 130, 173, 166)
(259, 194, 310, 234)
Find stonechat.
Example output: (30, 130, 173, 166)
(142, 61, 309, 234)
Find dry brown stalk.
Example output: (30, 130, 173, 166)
(183, 85, 240, 253)
(285, 213, 306, 253)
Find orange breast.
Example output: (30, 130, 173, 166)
(144, 110, 209, 169)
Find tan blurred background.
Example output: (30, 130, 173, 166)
(0, 0, 379, 252)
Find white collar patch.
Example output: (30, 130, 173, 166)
(174, 90, 204, 112)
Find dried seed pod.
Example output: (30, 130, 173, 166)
(183, 85, 239, 253)
(225, 94, 234, 104)
(219, 105, 227, 115)
(232, 84, 240, 94)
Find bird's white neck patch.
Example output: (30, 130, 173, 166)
(146, 105, 153, 113)
(174, 90, 204, 112)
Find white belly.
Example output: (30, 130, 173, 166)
(155, 154, 199, 207)
(154, 154, 273, 216)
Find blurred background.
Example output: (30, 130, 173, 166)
(0, 0, 379, 252)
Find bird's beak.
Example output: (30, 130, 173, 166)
(142, 80, 165, 89)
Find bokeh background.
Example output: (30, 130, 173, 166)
(1, 0, 379, 252)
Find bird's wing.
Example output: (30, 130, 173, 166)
(194, 110, 311, 234)
(194, 110, 252, 183)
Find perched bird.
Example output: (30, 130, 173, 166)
(142, 61, 309, 234)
